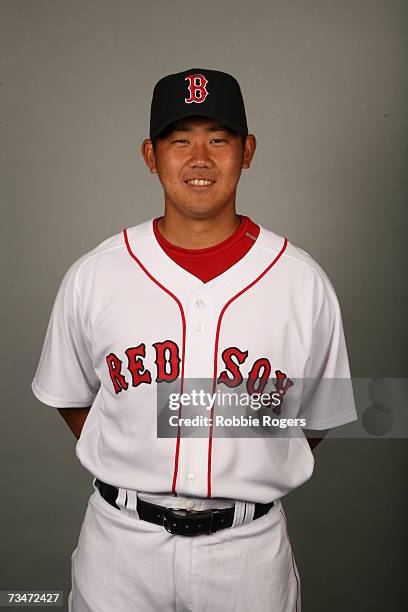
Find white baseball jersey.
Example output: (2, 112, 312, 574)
(31, 218, 358, 503)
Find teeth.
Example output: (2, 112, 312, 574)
(187, 179, 214, 186)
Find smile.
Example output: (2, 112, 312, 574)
(185, 179, 215, 186)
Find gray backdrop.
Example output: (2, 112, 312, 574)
(1, 1, 407, 611)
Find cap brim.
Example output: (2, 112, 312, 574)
(150, 108, 248, 140)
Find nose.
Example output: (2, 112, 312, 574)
(189, 141, 213, 168)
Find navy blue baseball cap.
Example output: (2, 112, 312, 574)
(149, 68, 248, 140)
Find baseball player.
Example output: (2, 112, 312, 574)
(31, 68, 358, 611)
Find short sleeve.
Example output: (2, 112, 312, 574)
(31, 258, 100, 408)
(298, 271, 358, 430)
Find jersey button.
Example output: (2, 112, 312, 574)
(195, 323, 205, 333)
(185, 500, 196, 510)
(187, 473, 195, 481)
(196, 299, 205, 308)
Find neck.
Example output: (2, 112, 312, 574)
(157, 206, 241, 249)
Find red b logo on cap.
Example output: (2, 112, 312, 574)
(184, 73, 209, 104)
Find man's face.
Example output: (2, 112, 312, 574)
(142, 116, 256, 219)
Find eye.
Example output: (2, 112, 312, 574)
(172, 138, 189, 144)
(211, 138, 227, 144)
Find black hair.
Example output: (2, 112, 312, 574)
(151, 119, 246, 152)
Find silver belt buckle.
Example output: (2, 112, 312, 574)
(162, 507, 215, 535)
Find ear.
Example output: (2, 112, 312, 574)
(141, 139, 158, 174)
(241, 134, 257, 170)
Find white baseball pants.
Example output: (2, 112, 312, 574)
(68, 483, 301, 612)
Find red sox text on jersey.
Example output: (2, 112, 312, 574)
(106, 340, 293, 401)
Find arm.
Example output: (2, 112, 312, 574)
(57, 407, 91, 440)
(305, 428, 331, 451)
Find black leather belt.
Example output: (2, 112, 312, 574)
(94, 478, 274, 536)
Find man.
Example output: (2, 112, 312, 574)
(32, 68, 358, 611)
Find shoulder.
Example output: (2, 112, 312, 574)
(60, 218, 153, 290)
(257, 224, 340, 308)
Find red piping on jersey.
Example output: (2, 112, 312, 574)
(123, 228, 185, 496)
(207, 237, 288, 498)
